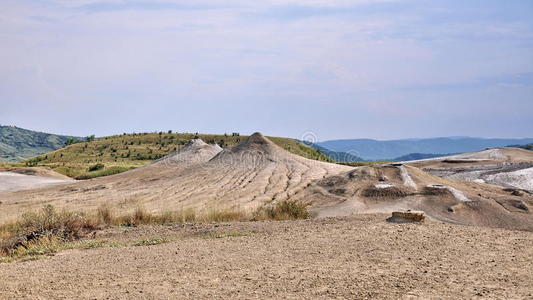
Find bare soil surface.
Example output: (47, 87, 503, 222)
(295, 164, 533, 231)
(0, 167, 73, 180)
(0, 171, 74, 193)
(1, 215, 532, 299)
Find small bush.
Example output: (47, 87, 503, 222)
(88, 163, 105, 172)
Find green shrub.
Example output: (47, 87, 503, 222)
(88, 163, 105, 172)
(76, 166, 130, 180)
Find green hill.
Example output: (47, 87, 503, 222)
(23, 132, 333, 179)
(0, 125, 80, 162)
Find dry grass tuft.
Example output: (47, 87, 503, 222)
(199, 209, 249, 223)
(1, 201, 313, 261)
(254, 200, 311, 221)
(97, 204, 114, 225)
(0, 205, 99, 256)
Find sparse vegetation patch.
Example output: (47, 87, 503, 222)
(0, 201, 313, 262)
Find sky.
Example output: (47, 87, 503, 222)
(1, 0, 532, 141)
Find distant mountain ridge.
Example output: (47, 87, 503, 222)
(392, 153, 452, 161)
(300, 142, 363, 162)
(0, 125, 79, 162)
(317, 137, 533, 161)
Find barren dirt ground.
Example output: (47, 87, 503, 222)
(1, 214, 532, 299)
(0, 171, 73, 192)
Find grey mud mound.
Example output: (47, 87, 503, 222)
(406, 148, 533, 191)
(295, 163, 533, 231)
(0, 133, 351, 223)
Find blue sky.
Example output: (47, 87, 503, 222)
(1, 0, 532, 141)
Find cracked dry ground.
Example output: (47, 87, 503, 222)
(1, 214, 532, 299)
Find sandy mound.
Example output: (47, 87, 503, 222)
(0, 133, 351, 223)
(294, 163, 533, 231)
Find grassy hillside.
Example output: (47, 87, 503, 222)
(518, 144, 533, 151)
(23, 132, 333, 179)
(305, 142, 363, 162)
(0, 125, 80, 162)
(505, 143, 533, 150)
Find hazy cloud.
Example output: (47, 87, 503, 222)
(1, 0, 532, 139)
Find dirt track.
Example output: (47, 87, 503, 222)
(1, 215, 532, 299)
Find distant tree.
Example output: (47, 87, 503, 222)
(64, 137, 79, 146)
(86, 135, 95, 142)
(168, 130, 172, 134)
